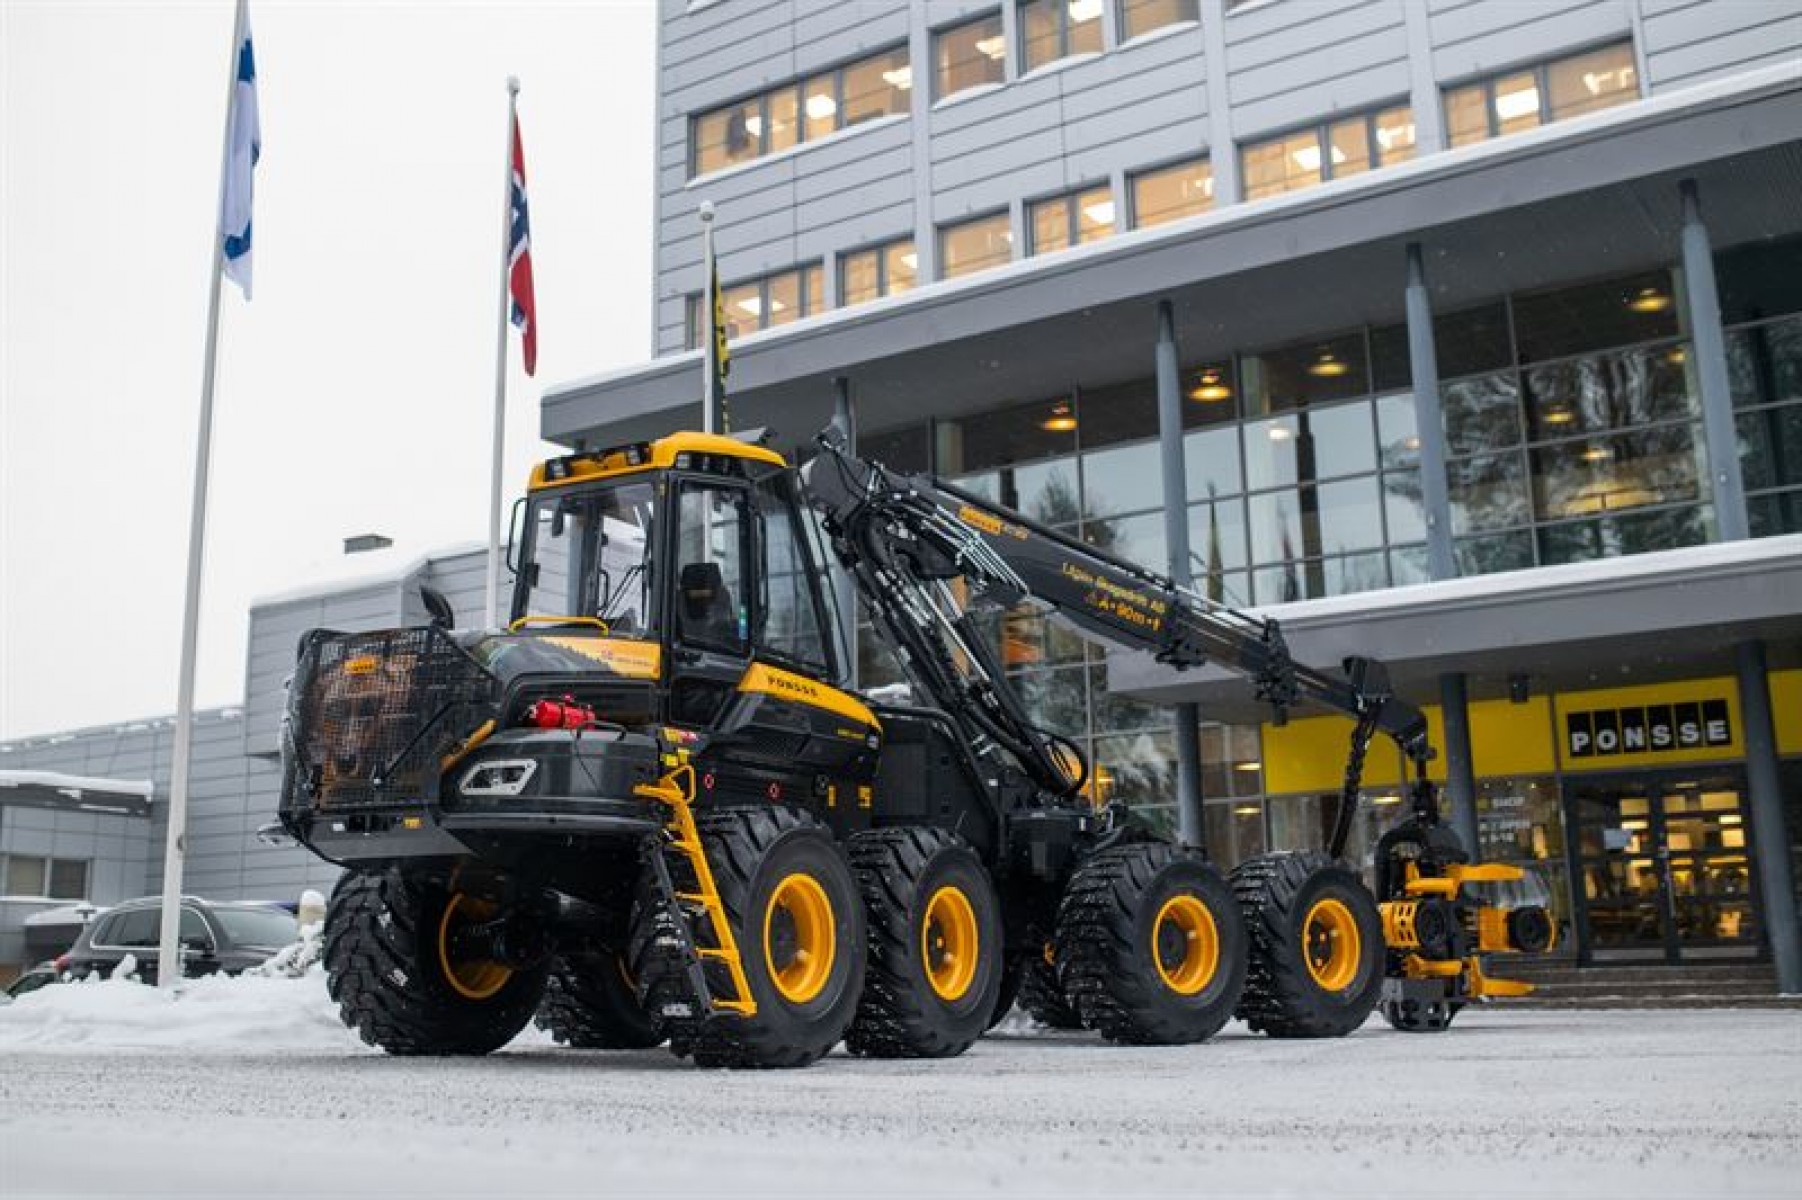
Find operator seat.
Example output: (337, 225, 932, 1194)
(679, 561, 738, 647)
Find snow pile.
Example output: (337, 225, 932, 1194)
(0, 945, 362, 1055)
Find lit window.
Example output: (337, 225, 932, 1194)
(686, 264, 825, 347)
(1020, 0, 1104, 73)
(935, 13, 1006, 100)
(841, 237, 918, 307)
(940, 212, 1014, 279)
(1130, 157, 1214, 228)
(1240, 105, 1415, 202)
(1121, 0, 1197, 41)
(1441, 42, 1638, 148)
(690, 46, 912, 177)
(1029, 186, 1115, 256)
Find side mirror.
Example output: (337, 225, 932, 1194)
(420, 585, 455, 630)
(505, 497, 528, 573)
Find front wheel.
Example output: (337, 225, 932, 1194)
(1056, 844, 1248, 1045)
(687, 806, 866, 1069)
(1231, 851, 1385, 1038)
(324, 869, 547, 1056)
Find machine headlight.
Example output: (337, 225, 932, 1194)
(459, 759, 538, 798)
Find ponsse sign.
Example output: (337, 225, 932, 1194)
(1565, 699, 1732, 760)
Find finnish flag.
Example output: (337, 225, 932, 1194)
(220, 5, 259, 299)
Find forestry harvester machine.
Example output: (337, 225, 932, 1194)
(278, 429, 1554, 1067)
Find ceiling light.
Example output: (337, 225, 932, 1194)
(1372, 793, 1402, 806)
(975, 35, 1006, 61)
(744, 115, 763, 137)
(899, 251, 918, 270)
(804, 93, 838, 122)
(1666, 346, 1688, 364)
(1307, 350, 1350, 378)
(1290, 144, 1322, 173)
(1068, 0, 1103, 22)
(1042, 402, 1077, 433)
(1720, 813, 1742, 826)
(1495, 85, 1541, 122)
(1402, 435, 1421, 452)
(1581, 445, 1613, 463)
(1267, 425, 1293, 442)
(1081, 199, 1116, 227)
(1375, 122, 1416, 150)
(767, 296, 788, 313)
(882, 66, 913, 90)
(1582, 67, 1632, 96)
(1234, 761, 1262, 772)
(1233, 804, 1261, 816)
(734, 296, 762, 317)
(1189, 368, 1232, 403)
(1627, 285, 1671, 313)
(1542, 407, 1575, 426)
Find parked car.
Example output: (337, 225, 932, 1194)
(2, 962, 60, 1003)
(56, 896, 299, 984)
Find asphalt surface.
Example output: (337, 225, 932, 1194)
(3, 1008, 1798, 1199)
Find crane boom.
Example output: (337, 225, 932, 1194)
(805, 430, 1438, 858)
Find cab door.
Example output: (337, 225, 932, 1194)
(663, 478, 756, 729)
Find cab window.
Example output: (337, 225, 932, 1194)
(673, 484, 751, 654)
(753, 474, 831, 673)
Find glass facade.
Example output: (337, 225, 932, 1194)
(940, 212, 1015, 279)
(1720, 236, 1802, 537)
(685, 263, 824, 348)
(1129, 157, 1214, 229)
(1020, 0, 1103, 72)
(840, 237, 918, 307)
(1121, 0, 1197, 42)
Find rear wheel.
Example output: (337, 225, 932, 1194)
(1057, 844, 1247, 1045)
(1015, 947, 1083, 1030)
(1231, 851, 1384, 1038)
(846, 827, 1004, 1059)
(688, 806, 866, 1069)
(536, 953, 664, 1049)
(324, 869, 547, 1056)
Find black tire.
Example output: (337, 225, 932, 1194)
(987, 953, 1026, 1031)
(1379, 992, 1464, 1033)
(688, 806, 866, 1069)
(1016, 950, 1083, 1030)
(324, 869, 547, 1056)
(535, 953, 665, 1049)
(845, 827, 1005, 1059)
(1231, 850, 1385, 1039)
(1056, 844, 1247, 1045)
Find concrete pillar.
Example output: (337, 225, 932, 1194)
(1155, 300, 1206, 851)
(1438, 673, 1480, 857)
(831, 376, 859, 690)
(1680, 179, 1750, 541)
(1737, 640, 1801, 994)
(1404, 243, 1455, 582)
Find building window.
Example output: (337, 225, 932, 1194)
(1721, 235, 1802, 537)
(1129, 157, 1213, 228)
(1121, 0, 1198, 41)
(939, 212, 1014, 279)
(1444, 42, 1638, 148)
(1028, 185, 1115, 256)
(841, 238, 918, 307)
(935, 12, 1006, 100)
(690, 45, 911, 177)
(685, 263, 824, 348)
(1240, 105, 1415, 202)
(1020, 0, 1104, 73)
(0, 854, 89, 900)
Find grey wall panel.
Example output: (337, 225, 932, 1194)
(1428, 0, 1631, 82)
(791, 3, 909, 67)
(1641, 1, 1802, 91)
(1225, 0, 1410, 135)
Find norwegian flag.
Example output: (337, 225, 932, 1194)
(509, 113, 538, 376)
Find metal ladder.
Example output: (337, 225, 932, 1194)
(634, 764, 756, 1018)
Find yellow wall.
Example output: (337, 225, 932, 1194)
(1261, 669, 1801, 795)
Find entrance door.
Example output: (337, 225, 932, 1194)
(1567, 771, 1759, 963)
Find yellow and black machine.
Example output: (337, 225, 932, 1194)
(279, 429, 1552, 1068)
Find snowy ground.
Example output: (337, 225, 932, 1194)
(1, 970, 1797, 1199)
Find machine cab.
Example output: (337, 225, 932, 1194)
(508, 434, 878, 778)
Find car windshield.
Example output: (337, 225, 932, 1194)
(516, 481, 658, 635)
(212, 907, 298, 949)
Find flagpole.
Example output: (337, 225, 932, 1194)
(485, 76, 520, 631)
(157, 0, 247, 989)
(699, 201, 716, 435)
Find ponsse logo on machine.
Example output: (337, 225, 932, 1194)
(1565, 698, 1732, 758)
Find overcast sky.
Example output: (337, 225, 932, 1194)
(1, 1, 657, 740)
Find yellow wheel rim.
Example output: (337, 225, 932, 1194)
(922, 886, 980, 1002)
(1302, 897, 1362, 993)
(1152, 894, 1220, 996)
(764, 872, 837, 1005)
(437, 894, 513, 1001)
